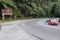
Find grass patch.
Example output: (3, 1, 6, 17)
(0, 17, 33, 23)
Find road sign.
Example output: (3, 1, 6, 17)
(1, 9, 13, 20)
(2, 9, 12, 15)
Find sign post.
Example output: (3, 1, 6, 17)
(2, 9, 5, 20)
(2, 15, 5, 20)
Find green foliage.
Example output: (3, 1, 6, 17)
(42, 5, 51, 17)
(0, 0, 60, 18)
(0, 0, 18, 9)
(16, 0, 60, 17)
(13, 9, 19, 16)
(51, 3, 60, 17)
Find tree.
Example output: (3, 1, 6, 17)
(0, 0, 18, 9)
(51, 4, 60, 17)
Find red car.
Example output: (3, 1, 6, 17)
(48, 19, 58, 25)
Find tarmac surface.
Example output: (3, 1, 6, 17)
(0, 18, 60, 40)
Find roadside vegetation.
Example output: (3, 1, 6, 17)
(0, 0, 60, 20)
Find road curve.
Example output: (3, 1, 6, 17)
(0, 18, 60, 40)
(19, 19, 60, 40)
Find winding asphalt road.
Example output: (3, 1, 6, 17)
(19, 18, 60, 40)
(0, 18, 60, 40)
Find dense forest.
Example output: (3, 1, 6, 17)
(0, 0, 60, 18)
